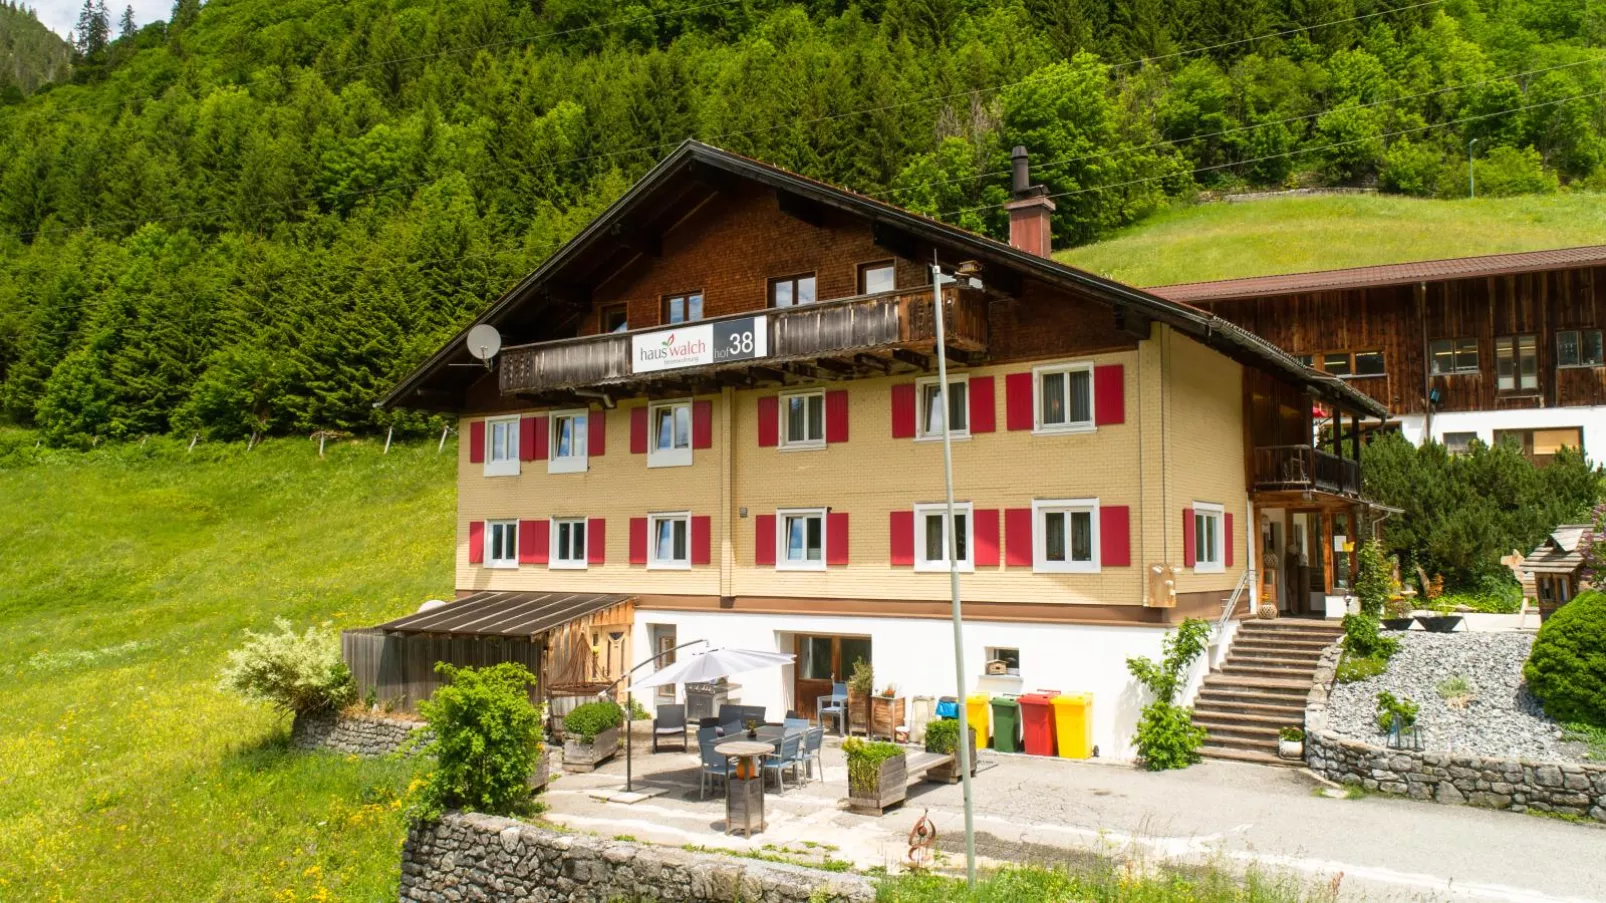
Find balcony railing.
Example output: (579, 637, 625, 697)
(498, 285, 989, 396)
(1252, 445, 1361, 498)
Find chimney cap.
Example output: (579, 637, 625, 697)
(1011, 146, 1031, 198)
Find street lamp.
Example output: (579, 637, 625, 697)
(1468, 138, 1480, 199)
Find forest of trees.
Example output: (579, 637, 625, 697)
(0, 1, 71, 101)
(1, 0, 1604, 446)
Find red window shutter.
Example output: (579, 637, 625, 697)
(691, 515, 712, 565)
(1005, 372, 1034, 431)
(1182, 507, 1196, 568)
(519, 519, 548, 564)
(692, 400, 713, 449)
(1004, 507, 1033, 566)
(467, 521, 485, 563)
(588, 409, 606, 457)
(629, 517, 648, 564)
(531, 415, 550, 461)
(754, 514, 776, 566)
(890, 384, 916, 439)
(1225, 512, 1235, 568)
(1100, 505, 1131, 567)
(757, 396, 779, 447)
(968, 376, 996, 433)
(889, 511, 915, 565)
(825, 390, 850, 444)
(827, 512, 850, 565)
(1094, 364, 1125, 426)
(587, 518, 606, 564)
(973, 508, 1000, 567)
(469, 421, 485, 463)
(630, 407, 648, 455)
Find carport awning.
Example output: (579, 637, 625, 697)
(376, 591, 634, 638)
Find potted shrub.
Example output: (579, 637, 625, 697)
(1381, 597, 1415, 631)
(1414, 599, 1464, 633)
(923, 719, 977, 783)
(869, 682, 906, 741)
(846, 658, 874, 736)
(843, 737, 907, 815)
(1277, 726, 1305, 760)
(1375, 691, 1421, 749)
(561, 700, 624, 772)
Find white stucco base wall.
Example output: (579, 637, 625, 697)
(1396, 406, 1606, 459)
(631, 610, 1175, 760)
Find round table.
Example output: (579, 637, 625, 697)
(714, 740, 774, 837)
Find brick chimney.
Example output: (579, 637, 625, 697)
(1005, 146, 1055, 257)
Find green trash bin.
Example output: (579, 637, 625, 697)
(990, 695, 1022, 754)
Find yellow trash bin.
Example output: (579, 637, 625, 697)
(965, 693, 992, 747)
(1050, 693, 1093, 759)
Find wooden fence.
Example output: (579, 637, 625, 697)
(342, 629, 543, 713)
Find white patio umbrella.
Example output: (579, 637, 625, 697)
(629, 646, 794, 691)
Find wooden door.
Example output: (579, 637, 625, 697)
(794, 635, 834, 721)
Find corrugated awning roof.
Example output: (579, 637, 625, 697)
(1152, 245, 1606, 303)
(376, 591, 634, 638)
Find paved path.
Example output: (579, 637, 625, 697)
(544, 736, 1604, 902)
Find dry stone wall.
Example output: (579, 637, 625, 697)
(401, 813, 877, 903)
(291, 709, 429, 757)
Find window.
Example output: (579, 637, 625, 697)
(1353, 351, 1385, 377)
(485, 520, 518, 569)
(768, 273, 817, 308)
(661, 292, 703, 325)
(548, 409, 588, 474)
(551, 518, 587, 569)
(1429, 337, 1479, 375)
(1193, 502, 1224, 573)
(780, 390, 825, 449)
(1295, 354, 1314, 368)
(600, 303, 628, 333)
(776, 508, 826, 571)
(1033, 498, 1099, 573)
(484, 416, 520, 477)
(985, 647, 1021, 677)
(1034, 362, 1094, 433)
(914, 502, 973, 572)
(1495, 334, 1539, 393)
(1299, 350, 1384, 378)
(916, 375, 968, 439)
(1495, 427, 1583, 465)
(1322, 352, 1352, 377)
(647, 400, 692, 468)
(858, 261, 896, 295)
(648, 512, 690, 569)
(1557, 330, 1604, 368)
(1442, 431, 1478, 455)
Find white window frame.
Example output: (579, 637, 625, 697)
(547, 409, 589, 474)
(647, 400, 693, 468)
(647, 511, 691, 570)
(779, 390, 826, 451)
(914, 375, 969, 441)
(550, 517, 588, 569)
(1032, 498, 1100, 574)
(484, 519, 519, 569)
(483, 416, 521, 477)
(1193, 501, 1225, 574)
(775, 507, 827, 571)
(1032, 361, 1096, 435)
(914, 501, 974, 573)
(985, 646, 1022, 677)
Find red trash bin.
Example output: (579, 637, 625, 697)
(1018, 690, 1060, 757)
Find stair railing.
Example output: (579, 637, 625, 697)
(1181, 570, 1253, 707)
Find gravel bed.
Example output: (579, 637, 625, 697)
(1325, 631, 1591, 762)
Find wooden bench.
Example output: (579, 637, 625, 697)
(905, 751, 958, 784)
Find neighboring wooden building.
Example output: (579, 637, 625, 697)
(1523, 524, 1593, 619)
(379, 142, 1386, 757)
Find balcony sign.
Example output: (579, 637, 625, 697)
(631, 316, 768, 374)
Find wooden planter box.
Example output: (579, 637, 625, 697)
(869, 696, 906, 741)
(529, 747, 552, 793)
(847, 753, 908, 816)
(926, 727, 977, 784)
(847, 690, 871, 734)
(562, 725, 620, 772)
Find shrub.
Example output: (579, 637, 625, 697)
(1126, 619, 1211, 770)
(1354, 539, 1392, 618)
(1278, 726, 1304, 742)
(415, 662, 544, 820)
(1341, 613, 1398, 660)
(924, 719, 960, 755)
(218, 618, 354, 716)
(842, 738, 904, 795)
(1375, 691, 1419, 734)
(1336, 654, 1388, 683)
(846, 657, 874, 696)
(564, 700, 625, 743)
(1380, 139, 1445, 196)
(1524, 590, 1606, 726)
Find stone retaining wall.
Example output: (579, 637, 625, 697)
(1305, 646, 1606, 822)
(290, 709, 430, 757)
(401, 813, 877, 902)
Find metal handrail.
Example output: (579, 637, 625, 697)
(1217, 570, 1252, 634)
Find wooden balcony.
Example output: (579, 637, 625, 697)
(1252, 445, 1362, 500)
(498, 285, 989, 398)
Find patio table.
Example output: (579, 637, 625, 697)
(715, 739, 774, 837)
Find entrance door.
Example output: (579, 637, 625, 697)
(792, 635, 872, 720)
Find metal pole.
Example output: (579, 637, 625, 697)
(609, 638, 710, 794)
(1468, 138, 1479, 198)
(932, 256, 977, 888)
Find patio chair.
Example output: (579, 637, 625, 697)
(803, 725, 825, 781)
(783, 717, 809, 733)
(763, 731, 805, 792)
(653, 703, 688, 753)
(816, 682, 848, 735)
(695, 725, 717, 746)
(698, 738, 732, 800)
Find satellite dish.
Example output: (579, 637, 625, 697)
(466, 324, 502, 364)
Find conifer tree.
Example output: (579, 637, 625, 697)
(118, 4, 134, 38)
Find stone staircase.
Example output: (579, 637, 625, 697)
(1192, 619, 1343, 766)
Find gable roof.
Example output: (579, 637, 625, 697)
(380, 140, 1387, 419)
(1525, 524, 1593, 576)
(1152, 245, 1606, 304)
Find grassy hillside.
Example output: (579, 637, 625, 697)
(0, 432, 454, 901)
(1057, 194, 1606, 288)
